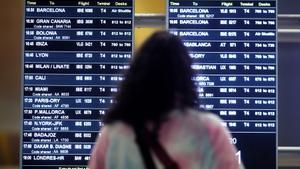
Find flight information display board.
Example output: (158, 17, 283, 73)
(168, 0, 277, 168)
(21, 0, 133, 168)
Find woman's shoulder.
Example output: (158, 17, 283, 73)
(102, 109, 227, 139)
(179, 109, 228, 136)
(101, 121, 135, 141)
(197, 111, 225, 126)
(182, 109, 225, 126)
(103, 120, 133, 132)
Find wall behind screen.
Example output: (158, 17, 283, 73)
(278, 0, 300, 14)
(277, 0, 300, 146)
(135, 0, 165, 13)
(0, 0, 22, 133)
(278, 43, 300, 146)
(0, 0, 22, 166)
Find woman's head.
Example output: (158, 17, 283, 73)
(104, 31, 197, 126)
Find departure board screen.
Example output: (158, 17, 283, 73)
(21, 0, 133, 168)
(168, 0, 277, 168)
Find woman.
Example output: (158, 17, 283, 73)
(89, 31, 242, 169)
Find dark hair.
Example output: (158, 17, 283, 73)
(104, 31, 197, 127)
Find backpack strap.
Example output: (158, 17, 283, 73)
(134, 126, 179, 169)
(134, 127, 157, 169)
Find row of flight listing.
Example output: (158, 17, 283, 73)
(25, 30, 275, 40)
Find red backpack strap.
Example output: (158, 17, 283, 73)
(144, 129, 180, 169)
(134, 127, 157, 169)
